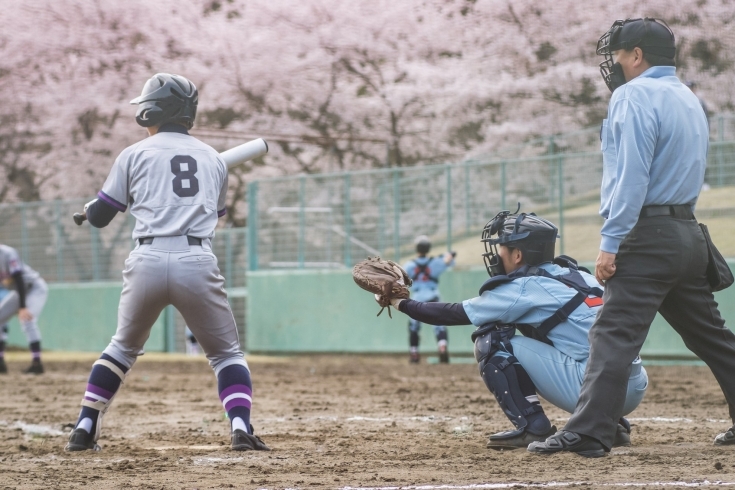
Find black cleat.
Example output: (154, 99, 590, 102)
(22, 360, 44, 374)
(438, 350, 449, 364)
(487, 425, 557, 450)
(0, 358, 6, 374)
(409, 352, 420, 364)
(231, 429, 270, 451)
(64, 429, 100, 452)
(613, 419, 631, 448)
(714, 425, 735, 446)
(527, 430, 608, 458)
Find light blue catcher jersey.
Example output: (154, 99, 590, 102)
(462, 263, 601, 361)
(403, 256, 454, 302)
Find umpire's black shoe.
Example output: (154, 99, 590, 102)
(527, 430, 607, 458)
(0, 358, 7, 374)
(64, 429, 101, 452)
(231, 429, 271, 451)
(714, 425, 735, 446)
(487, 425, 557, 450)
(22, 360, 44, 374)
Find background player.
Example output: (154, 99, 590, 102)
(185, 326, 202, 356)
(402, 236, 455, 363)
(378, 210, 648, 449)
(0, 244, 49, 374)
(64, 73, 269, 452)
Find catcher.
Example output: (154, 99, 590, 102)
(354, 208, 649, 450)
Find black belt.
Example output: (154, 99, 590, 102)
(138, 236, 202, 246)
(639, 205, 694, 220)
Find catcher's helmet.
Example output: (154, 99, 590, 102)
(481, 205, 559, 277)
(130, 73, 198, 129)
(415, 235, 431, 255)
(597, 18, 675, 93)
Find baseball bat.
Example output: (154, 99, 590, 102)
(73, 138, 269, 225)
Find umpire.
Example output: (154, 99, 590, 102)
(529, 18, 735, 457)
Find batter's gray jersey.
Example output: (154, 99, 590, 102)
(98, 128, 245, 374)
(97, 132, 228, 240)
(0, 245, 40, 287)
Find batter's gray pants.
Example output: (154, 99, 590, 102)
(0, 279, 48, 343)
(565, 216, 735, 449)
(103, 236, 247, 376)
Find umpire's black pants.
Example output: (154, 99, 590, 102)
(565, 214, 735, 449)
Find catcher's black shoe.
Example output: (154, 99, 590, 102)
(613, 418, 631, 448)
(0, 358, 7, 374)
(65, 429, 101, 452)
(22, 360, 44, 374)
(231, 428, 270, 451)
(487, 425, 557, 450)
(527, 430, 607, 458)
(714, 425, 735, 446)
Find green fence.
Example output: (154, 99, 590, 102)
(245, 262, 735, 359)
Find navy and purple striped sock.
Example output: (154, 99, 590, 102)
(75, 354, 128, 434)
(218, 364, 253, 433)
(29, 341, 41, 361)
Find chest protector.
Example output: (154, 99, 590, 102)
(411, 258, 439, 283)
(477, 255, 604, 343)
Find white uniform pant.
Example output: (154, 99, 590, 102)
(103, 236, 246, 376)
(0, 279, 48, 343)
(509, 336, 649, 416)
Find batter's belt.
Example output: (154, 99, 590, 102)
(138, 236, 202, 246)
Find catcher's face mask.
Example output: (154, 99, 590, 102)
(481, 205, 525, 278)
(597, 18, 675, 93)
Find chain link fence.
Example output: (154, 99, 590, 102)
(248, 114, 735, 269)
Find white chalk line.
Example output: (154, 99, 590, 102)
(340, 482, 735, 490)
(0, 419, 66, 436)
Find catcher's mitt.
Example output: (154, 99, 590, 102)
(352, 257, 412, 318)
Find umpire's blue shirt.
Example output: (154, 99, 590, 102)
(599, 66, 709, 253)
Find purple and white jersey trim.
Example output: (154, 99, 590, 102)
(218, 208, 227, 218)
(219, 384, 252, 411)
(97, 191, 127, 212)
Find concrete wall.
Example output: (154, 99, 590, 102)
(246, 264, 735, 358)
(6, 283, 165, 353)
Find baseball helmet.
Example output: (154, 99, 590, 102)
(597, 18, 675, 93)
(130, 73, 198, 129)
(481, 205, 559, 277)
(415, 235, 431, 255)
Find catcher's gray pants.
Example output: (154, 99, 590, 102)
(0, 278, 48, 343)
(103, 236, 247, 376)
(565, 216, 735, 450)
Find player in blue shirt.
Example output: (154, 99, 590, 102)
(380, 209, 648, 450)
(402, 236, 455, 363)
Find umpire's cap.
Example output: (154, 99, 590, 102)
(130, 73, 198, 130)
(597, 18, 675, 60)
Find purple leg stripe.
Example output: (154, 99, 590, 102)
(224, 398, 252, 411)
(86, 383, 114, 400)
(219, 384, 252, 401)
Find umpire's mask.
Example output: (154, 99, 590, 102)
(597, 18, 676, 93)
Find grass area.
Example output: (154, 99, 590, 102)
(450, 185, 735, 267)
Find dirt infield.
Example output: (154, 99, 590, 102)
(1, 353, 734, 489)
